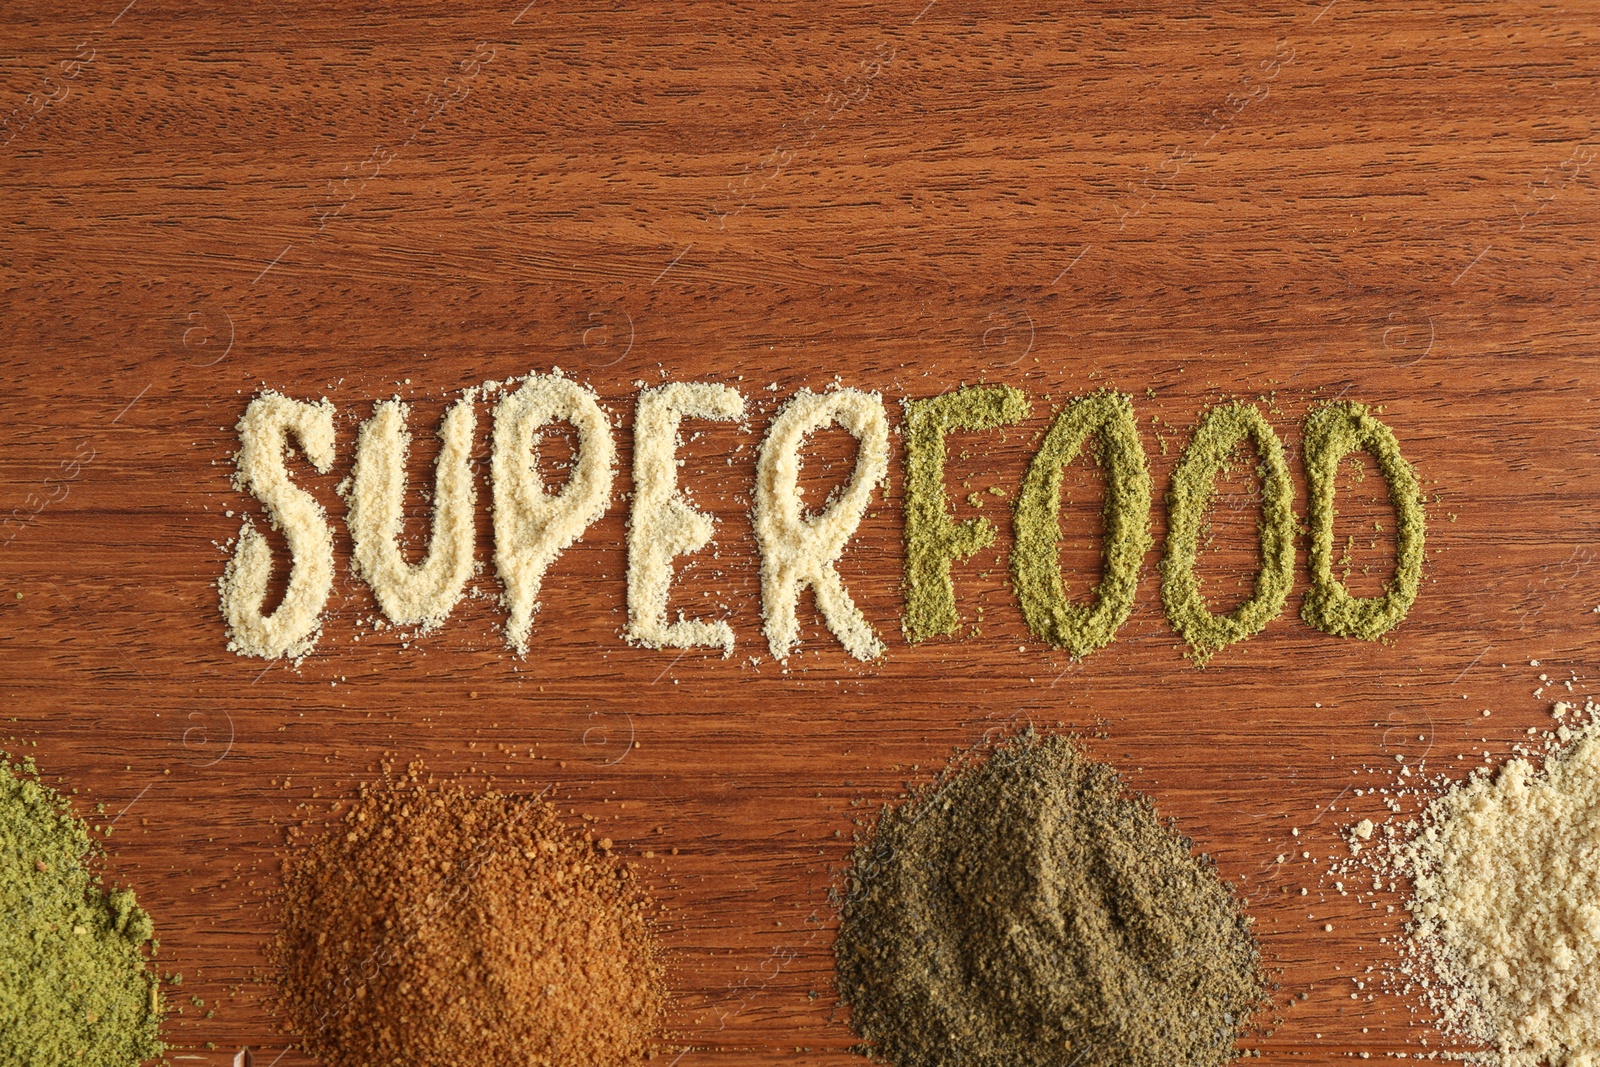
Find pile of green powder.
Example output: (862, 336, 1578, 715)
(834, 732, 1266, 1067)
(0, 752, 166, 1065)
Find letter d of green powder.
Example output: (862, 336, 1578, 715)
(1300, 401, 1426, 639)
(1011, 390, 1152, 658)
(1160, 402, 1295, 665)
(901, 385, 1030, 641)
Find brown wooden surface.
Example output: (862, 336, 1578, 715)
(2, 1, 1598, 1062)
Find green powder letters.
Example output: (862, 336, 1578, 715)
(901, 386, 1030, 641)
(1011, 390, 1152, 658)
(1300, 401, 1426, 640)
(1160, 402, 1295, 664)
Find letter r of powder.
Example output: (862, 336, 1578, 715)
(753, 388, 889, 661)
(625, 382, 745, 655)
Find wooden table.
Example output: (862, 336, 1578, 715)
(2, 1, 1596, 1062)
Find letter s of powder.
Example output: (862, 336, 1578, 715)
(625, 382, 745, 655)
(219, 392, 336, 660)
(753, 388, 888, 661)
(491, 373, 616, 655)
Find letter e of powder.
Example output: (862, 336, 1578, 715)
(625, 382, 744, 655)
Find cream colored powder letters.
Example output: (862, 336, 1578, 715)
(219, 392, 336, 660)
(625, 382, 744, 655)
(346, 394, 478, 631)
(492, 374, 615, 654)
(753, 388, 887, 661)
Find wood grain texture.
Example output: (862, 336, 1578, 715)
(1, 0, 1597, 1062)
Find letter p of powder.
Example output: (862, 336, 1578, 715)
(626, 382, 744, 655)
(753, 388, 888, 661)
(491, 374, 616, 655)
(219, 392, 336, 660)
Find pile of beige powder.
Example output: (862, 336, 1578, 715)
(1359, 706, 1600, 1066)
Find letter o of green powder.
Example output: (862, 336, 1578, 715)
(1300, 400, 1426, 639)
(1011, 390, 1152, 658)
(1160, 401, 1295, 665)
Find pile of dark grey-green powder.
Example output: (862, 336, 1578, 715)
(0, 751, 166, 1066)
(834, 732, 1266, 1067)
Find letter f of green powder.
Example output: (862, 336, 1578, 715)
(901, 385, 1030, 641)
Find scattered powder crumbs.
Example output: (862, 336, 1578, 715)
(1300, 400, 1425, 640)
(271, 763, 667, 1067)
(753, 387, 889, 661)
(345, 391, 478, 631)
(1340, 705, 1600, 1066)
(491, 373, 616, 655)
(625, 381, 745, 655)
(901, 385, 1031, 642)
(1, 752, 165, 1064)
(1160, 401, 1295, 665)
(835, 731, 1266, 1067)
(219, 391, 337, 660)
(1011, 389, 1152, 659)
